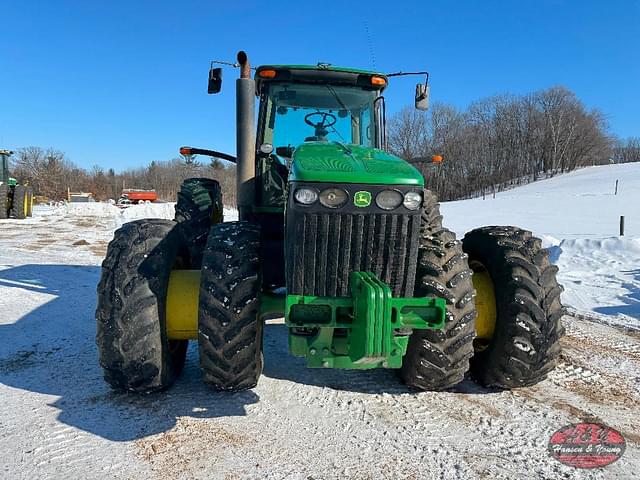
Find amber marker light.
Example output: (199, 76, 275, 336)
(258, 69, 277, 78)
(180, 147, 193, 155)
(432, 155, 443, 163)
(370, 76, 387, 86)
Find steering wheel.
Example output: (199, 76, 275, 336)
(304, 112, 337, 139)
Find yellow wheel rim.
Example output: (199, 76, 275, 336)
(23, 193, 28, 217)
(471, 261, 497, 351)
(166, 269, 200, 339)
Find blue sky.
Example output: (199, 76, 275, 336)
(1, 0, 638, 171)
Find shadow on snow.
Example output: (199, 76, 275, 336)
(0, 264, 495, 442)
(0, 264, 258, 442)
(592, 268, 640, 319)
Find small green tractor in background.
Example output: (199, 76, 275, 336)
(96, 52, 565, 393)
(0, 150, 34, 220)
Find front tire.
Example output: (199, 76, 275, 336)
(400, 190, 477, 391)
(463, 226, 565, 388)
(198, 222, 263, 391)
(96, 219, 188, 392)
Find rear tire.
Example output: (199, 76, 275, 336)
(174, 178, 223, 268)
(463, 226, 565, 388)
(400, 190, 477, 391)
(198, 222, 263, 391)
(12, 185, 28, 219)
(0, 184, 8, 219)
(96, 219, 189, 392)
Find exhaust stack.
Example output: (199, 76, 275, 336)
(235, 51, 256, 220)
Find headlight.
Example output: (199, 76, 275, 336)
(375, 189, 403, 210)
(403, 191, 422, 210)
(319, 188, 348, 208)
(294, 188, 318, 205)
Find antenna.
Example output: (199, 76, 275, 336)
(363, 21, 377, 71)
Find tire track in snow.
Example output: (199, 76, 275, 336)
(25, 423, 131, 479)
(566, 327, 640, 358)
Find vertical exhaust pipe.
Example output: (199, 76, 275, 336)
(235, 50, 256, 220)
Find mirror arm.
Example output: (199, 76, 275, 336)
(386, 70, 430, 89)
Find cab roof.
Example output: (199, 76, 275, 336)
(254, 64, 388, 92)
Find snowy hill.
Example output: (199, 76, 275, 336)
(441, 162, 640, 322)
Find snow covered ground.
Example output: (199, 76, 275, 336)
(1, 164, 639, 479)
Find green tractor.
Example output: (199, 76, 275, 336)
(96, 52, 565, 393)
(0, 150, 34, 220)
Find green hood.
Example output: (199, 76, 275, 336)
(290, 142, 424, 186)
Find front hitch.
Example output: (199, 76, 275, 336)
(286, 272, 446, 369)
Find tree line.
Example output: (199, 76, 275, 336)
(10, 147, 237, 204)
(388, 86, 639, 201)
(8, 85, 639, 205)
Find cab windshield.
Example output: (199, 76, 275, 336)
(261, 83, 379, 149)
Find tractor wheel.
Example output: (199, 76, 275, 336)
(12, 185, 28, 219)
(198, 222, 263, 391)
(0, 183, 8, 219)
(400, 190, 477, 391)
(463, 226, 565, 388)
(174, 178, 223, 268)
(96, 219, 189, 392)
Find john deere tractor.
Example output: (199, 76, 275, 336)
(1, 150, 34, 220)
(96, 52, 564, 393)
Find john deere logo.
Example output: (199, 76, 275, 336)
(354, 191, 371, 207)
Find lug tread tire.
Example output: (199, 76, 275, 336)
(12, 185, 28, 219)
(198, 221, 263, 391)
(0, 183, 8, 219)
(463, 226, 565, 389)
(174, 177, 223, 268)
(96, 219, 188, 392)
(400, 190, 477, 391)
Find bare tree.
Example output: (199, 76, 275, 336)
(388, 85, 615, 201)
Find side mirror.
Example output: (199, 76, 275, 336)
(208, 67, 223, 94)
(415, 83, 430, 111)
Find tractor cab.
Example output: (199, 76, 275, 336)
(253, 65, 389, 208)
(256, 65, 387, 148)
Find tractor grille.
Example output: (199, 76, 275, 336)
(286, 211, 421, 297)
